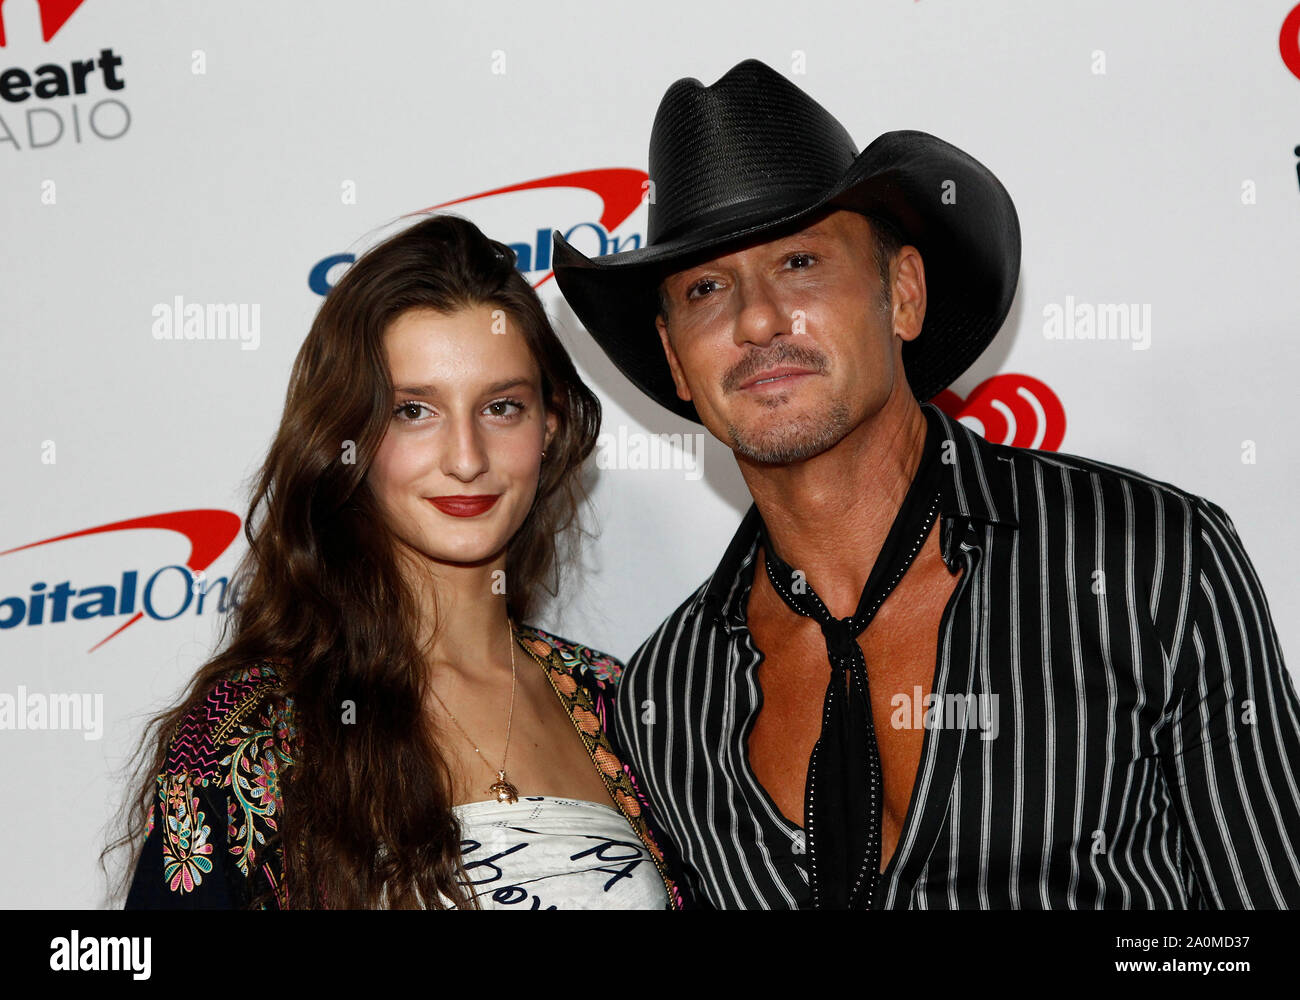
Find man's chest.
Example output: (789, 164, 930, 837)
(745, 534, 962, 870)
(619, 514, 1194, 908)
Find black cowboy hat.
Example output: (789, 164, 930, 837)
(551, 58, 1021, 425)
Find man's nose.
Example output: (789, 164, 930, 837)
(732, 274, 787, 349)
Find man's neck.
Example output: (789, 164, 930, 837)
(737, 385, 929, 620)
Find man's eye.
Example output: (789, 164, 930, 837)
(786, 253, 816, 269)
(686, 278, 718, 300)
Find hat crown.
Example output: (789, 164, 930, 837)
(647, 59, 858, 245)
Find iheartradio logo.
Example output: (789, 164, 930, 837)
(932, 374, 1066, 452)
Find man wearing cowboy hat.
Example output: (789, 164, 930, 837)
(552, 59, 1300, 910)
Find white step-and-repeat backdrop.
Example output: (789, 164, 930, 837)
(2, 0, 1298, 907)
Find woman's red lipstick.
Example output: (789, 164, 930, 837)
(427, 495, 500, 517)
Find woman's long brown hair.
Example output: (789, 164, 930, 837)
(103, 213, 602, 908)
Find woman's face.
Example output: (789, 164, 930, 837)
(368, 304, 557, 570)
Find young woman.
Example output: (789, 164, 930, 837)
(109, 214, 683, 909)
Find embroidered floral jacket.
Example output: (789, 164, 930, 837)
(123, 624, 686, 909)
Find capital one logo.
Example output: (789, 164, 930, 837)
(426, 168, 647, 289)
(0, 510, 242, 652)
(0, 0, 88, 46)
(309, 168, 648, 295)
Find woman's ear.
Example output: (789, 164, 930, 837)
(544, 401, 559, 452)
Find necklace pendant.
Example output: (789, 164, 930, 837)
(489, 771, 519, 804)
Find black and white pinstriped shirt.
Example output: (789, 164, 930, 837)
(613, 403, 1300, 909)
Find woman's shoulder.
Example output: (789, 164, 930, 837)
(514, 622, 625, 686)
(161, 659, 294, 786)
(131, 659, 293, 908)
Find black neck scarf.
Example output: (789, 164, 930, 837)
(758, 407, 945, 909)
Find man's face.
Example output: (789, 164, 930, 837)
(655, 209, 924, 465)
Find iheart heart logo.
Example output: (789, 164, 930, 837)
(1281, 3, 1300, 81)
(932, 374, 1066, 451)
(0, 0, 88, 45)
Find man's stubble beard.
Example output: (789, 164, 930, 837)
(726, 395, 854, 465)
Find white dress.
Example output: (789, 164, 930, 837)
(451, 795, 670, 910)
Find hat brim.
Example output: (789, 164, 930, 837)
(552, 129, 1021, 425)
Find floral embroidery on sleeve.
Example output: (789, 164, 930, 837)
(149, 666, 295, 905)
(157, 773, 214, 894)
(222, 695, 293, 876)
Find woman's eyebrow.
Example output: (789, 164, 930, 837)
(392, 377, 533, 396)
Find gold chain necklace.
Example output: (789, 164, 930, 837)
(430, 617, 520, 803)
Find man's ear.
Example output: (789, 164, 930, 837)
(891, 245, 927, 344)
(656, 315, 693, 402)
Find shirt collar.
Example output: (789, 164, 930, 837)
(692, 402, 1019, 630)
(925, 402, 1020, 529)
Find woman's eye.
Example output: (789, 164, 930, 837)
(484, 398, 525, 419)
(394, 401, 433, 422)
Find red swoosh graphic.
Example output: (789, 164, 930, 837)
(0, 509, 241, 651)
(415, 168, 649, 288)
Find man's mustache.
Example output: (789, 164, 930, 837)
(722, 342, 829, 393)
